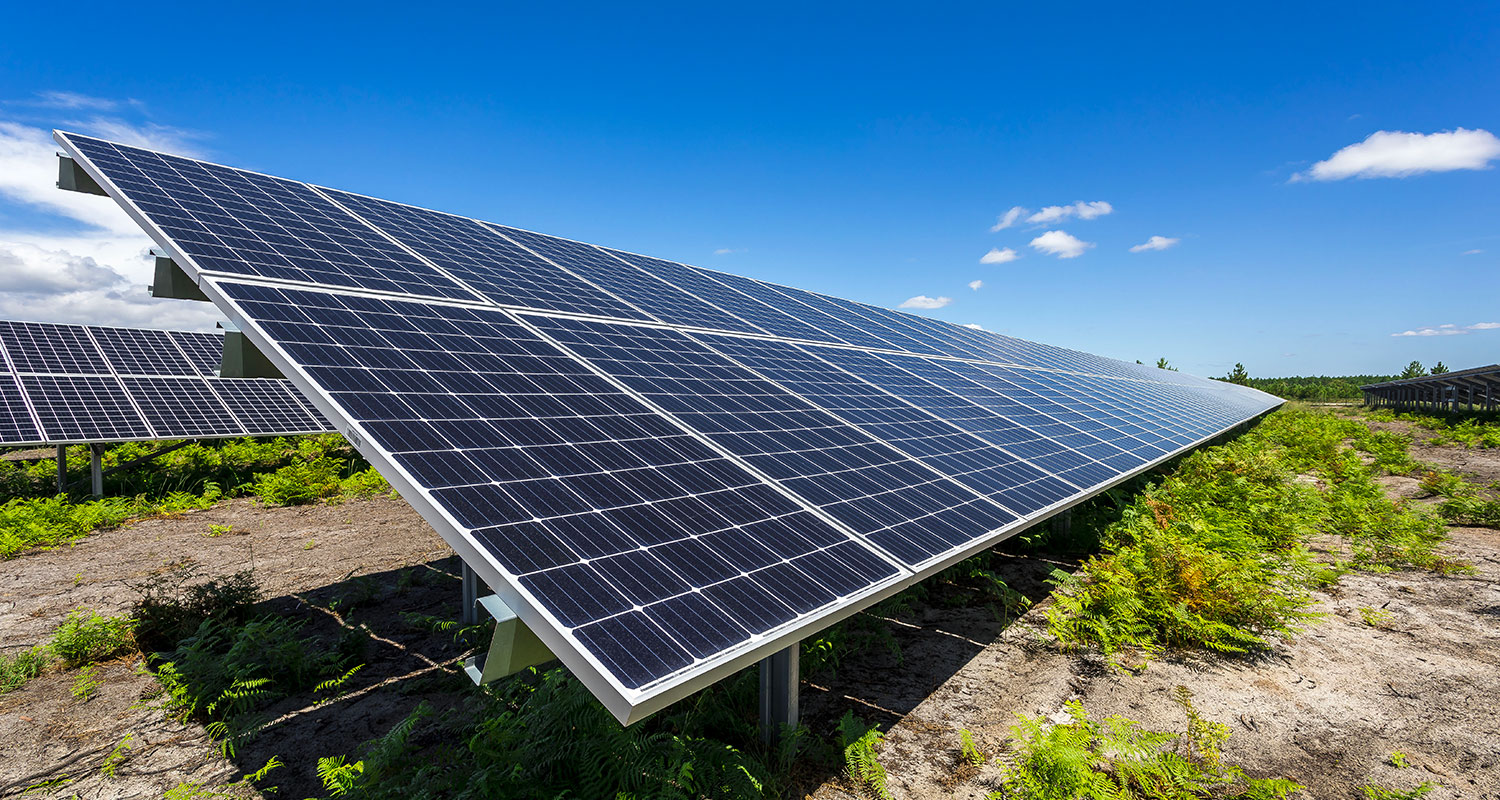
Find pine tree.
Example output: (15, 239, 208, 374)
(1400, 360, 1425, 379)
(1225, 363, 1250, 385)
(1155, 358, 1178, 372)
(1430, 362, 1450, 375)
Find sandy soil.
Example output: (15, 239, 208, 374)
(2, 414, 1498, 798)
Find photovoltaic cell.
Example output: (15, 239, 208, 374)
(489, 226, 768, 336)
(22, 375, 153, 441)
(91, 326, 197, 375)
(0, 321, 109, 374)
(527, 315, 1017, 566)
(320, 189, 651, 321)
(212, 280, 901, 689)
(122, 376, 244, 438)
(170, 331, 226, 376)
(63, 134, 472, 300)
(0, 374, 41, 443)
(212, 377, 328, 435)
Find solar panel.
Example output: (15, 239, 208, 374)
(56, 129, 1284, 725)
(0, 320, 333, 446)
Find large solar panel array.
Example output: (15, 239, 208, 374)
(0, 320, 331, 446)
(56, 130, 1282, 724)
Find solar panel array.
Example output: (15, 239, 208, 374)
(56, 130, 1282, 724)
(0, 320, 331, 446)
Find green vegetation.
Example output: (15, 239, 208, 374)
(839, 712, 893, 800)
(1362, 781, 1434, 800)
(1238, 375, 1395, 401)
(1046, 407, 1459, 662)
(997, 689, 1300, 799)
(1364, 408, 1500, 448)
(0, 609, 136, 695)
(0, 433, 394, 559)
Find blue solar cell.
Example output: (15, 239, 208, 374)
(122, 376, 244, 438)
(0, 373, 41, 444)
(62, 134, 472, 300)
(170, 331, 225, 376)
(489, 226, 768, 335)
(22, 375, 153, 441)
(526, 315, 1016, 566)
(91, 327, 197, 375)
(697, 335, 1079, 516)
(0, 321, 109, 374)
(214, 281, 900, 689)
(320, 189, 651, 320)
(210, 377, 328, 435)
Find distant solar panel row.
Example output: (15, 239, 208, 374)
(56, 130, 1282, 724)
(0, 320, 331, 445)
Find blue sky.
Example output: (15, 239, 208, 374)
(0, 1, 1495, 378)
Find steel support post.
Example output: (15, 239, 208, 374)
(55, 445, 66, 494)
(89, 444, 104, 497)
(759, 642, 799, 746)
(461, 560, 479, 626)
(1051, 509, 1073, 539)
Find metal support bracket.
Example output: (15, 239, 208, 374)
(461, 561, 479, 626)
(55, 445, 67, 494)
(89, 444, 104, 498)
(57, 155, 107, 196)
(149, 253, 210, 302)
(462, 593, 556, 686)
(220, 328, 285, 378)
(759, 642, 799, 746)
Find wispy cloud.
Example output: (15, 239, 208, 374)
(989, 206, 1025, 231)
(968, 280, 983, 290)
(1027, 201, 1112, 225)
(28, 91, 125, 111)
(1391, 321, 1500, 337)
(1462, 249, 1483, 255)
(899, 295, 951, 310)
(712, 247, 745, 255)
(980, 246, 1018, 264)
(1294, 128, 1500, 181)
(963, 323, 984, 330)
(1129, 235, 1179, 253)
(67, 117, 208, 157)
(1029, 230, 1094, 259)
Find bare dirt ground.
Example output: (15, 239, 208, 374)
(2, 417, 1498, 798)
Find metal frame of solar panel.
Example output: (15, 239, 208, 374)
(0, 319, 330, 446)
(54, 130, 1282, 725)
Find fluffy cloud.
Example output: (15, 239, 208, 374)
(980, 246, 1019, 264)
(968, 280, 983, 290)
(962, 323, 984, 330)
(989, 206, 1025, 231)
(1028, 230, 1094, 259)
(1390, 321, 1500, 337)
(1027, 201, 1112, 225)
(899, 295, 951, 310)
(1129, 235, 1180, 253)
(0, 115, 223, 330)
(1295, 128, 1500, 181)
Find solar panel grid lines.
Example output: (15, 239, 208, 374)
(521, 313, 1022, 568)
(0, 340, 44, 443)
(692, 334, 1084, 526)
(312, 185, 655, 320)
(56, 132, 475, 303)
(88, 325, 199, 376)
(199, 277, 910, 709)
(170, 330, 228, 376)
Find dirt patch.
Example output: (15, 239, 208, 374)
(0, 495, 469, 799)
(1361, 418, 1500, 487)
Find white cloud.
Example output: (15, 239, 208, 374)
(989, 206, 1025, 231)
(1295, 128, 1500, 181)
(0, 115, 223, 330)
(1026, 201, 1112, 225)
(67, 116, 207, 157)
(29, 91, 122, 111)
(963, 323, 984, 330)
(899, 295, 951, 310)
(1462, 249, 1483, 255)
(968, 280, 983, 290)
(1390, 321, 1500, 337)
(979, 246, 1019, 264)
(1028, 230, 1094, 259)
(713, 247, 747, 255)
(1129, 235, 1180, 253)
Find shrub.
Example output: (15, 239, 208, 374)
(50, 609, 135, 668)
(252, 457, 345, 506)
(131, 564, 261, 652)
(0, 645, 48, 693)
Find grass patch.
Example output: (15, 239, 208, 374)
(997, 687, 1301, 799)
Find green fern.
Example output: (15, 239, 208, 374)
(959, 728, 986, 767)
(838, 711, 893, 800)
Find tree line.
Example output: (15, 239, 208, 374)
(1200, 360, 1451, 401)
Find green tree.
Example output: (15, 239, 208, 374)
(1430, 362, 1450, 375)
(1224, 363, 1251, 386)
(1400, 360, 1425, 379)
(1155, 358, 1178, 372)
